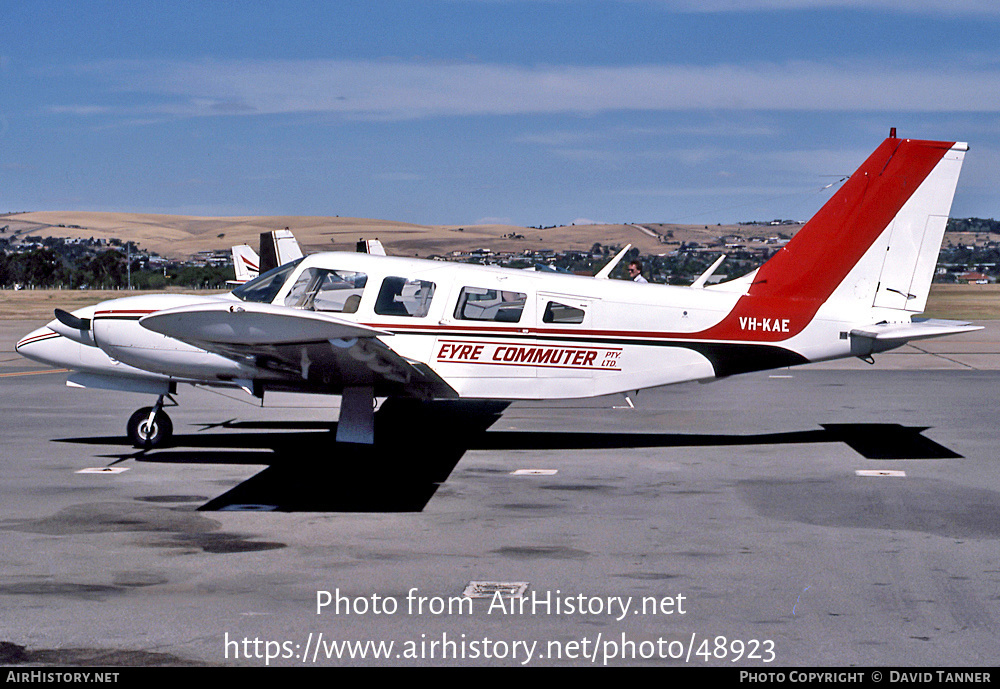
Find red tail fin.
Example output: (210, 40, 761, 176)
(703, 136, 965, 341)
(753, 137, 955, 302)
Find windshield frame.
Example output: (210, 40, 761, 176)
(231, 258, 304, 304)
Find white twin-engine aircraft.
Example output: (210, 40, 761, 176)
(17, 134, 979, 448)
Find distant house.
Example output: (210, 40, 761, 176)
(958, 271, 991, 284)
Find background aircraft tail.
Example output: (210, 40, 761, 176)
(231, 245, 260, 284)
(259, 228, 304, 273)
(356, 238, 387, 255)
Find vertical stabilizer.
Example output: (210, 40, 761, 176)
(702, 135, 967, 342)
(356, 238, 387, 255)
(259, 229, 304, 273)
(230, 245, 260, 284)
(751, 137, 965, 308)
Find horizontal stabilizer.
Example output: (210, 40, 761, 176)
(850, 319, 982, 356)
(139, 301, 390, 346)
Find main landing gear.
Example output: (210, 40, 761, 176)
(127, 394, 175, 448)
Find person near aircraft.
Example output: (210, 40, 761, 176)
(628, 260, 647, 283)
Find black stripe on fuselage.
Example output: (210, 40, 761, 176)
(677, 341, 808, 377)
(384, 327, 809, 378)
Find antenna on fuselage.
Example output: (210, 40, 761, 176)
(691, 254, 727, 289)
(595, 244, 632, 279)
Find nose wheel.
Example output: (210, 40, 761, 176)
(126, 395, 175, 448)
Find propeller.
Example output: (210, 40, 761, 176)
(54, 308, 91, 331)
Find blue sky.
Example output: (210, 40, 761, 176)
(3, 0, 999, 227)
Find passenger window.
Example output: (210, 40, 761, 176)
(542, 301, 585, 324)
(375, 277, 436, 317)
(284, 268, 368, 312)
(454, 287, 526, 323)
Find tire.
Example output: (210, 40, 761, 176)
(127, 407, 173, 448)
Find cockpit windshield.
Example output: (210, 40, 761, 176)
(231, 258, 304, 304)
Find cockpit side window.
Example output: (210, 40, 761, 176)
(232, 258, 303, 304)
(542, 301, 585, 324)
(375, 277, 436, 317)
(284, 267, 368, 312)
(454, 287, 526, 323)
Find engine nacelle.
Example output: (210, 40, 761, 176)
(91, 294, 256, 381)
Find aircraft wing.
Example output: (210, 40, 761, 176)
(138, 302, 456, 397)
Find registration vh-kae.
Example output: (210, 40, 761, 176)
(17, 132, 979, 448)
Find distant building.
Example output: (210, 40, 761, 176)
(958, 271, 992, 284)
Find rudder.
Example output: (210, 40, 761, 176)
(869, 142, 966, 313)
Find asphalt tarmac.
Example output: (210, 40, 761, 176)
(1, 319, 999, 667)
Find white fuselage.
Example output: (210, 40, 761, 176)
(17, 251, 857, 401)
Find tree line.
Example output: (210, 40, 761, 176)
(0, 247, 231, 289)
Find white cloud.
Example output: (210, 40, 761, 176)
(47, 105, 113, 115)
(610, 184, 802, 198)
(60, 58, 1000, 121)
(513, 130, 602, 146)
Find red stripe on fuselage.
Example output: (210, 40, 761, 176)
(94, 309, 158, 319)
(16, 331, 62, 349)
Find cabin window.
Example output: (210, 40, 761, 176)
(374, 277, 436, 317)
(542, 301, 585, 324)
(232, 258, 303, 304)
(284, 267, 368, 312)
(454, 287, 526, 323)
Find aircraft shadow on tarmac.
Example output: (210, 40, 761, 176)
(57, 400, 962, 513)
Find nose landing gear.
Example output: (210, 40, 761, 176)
(126, 394, 176, 448)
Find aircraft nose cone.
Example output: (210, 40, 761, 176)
(15, 326, 78, 369)
(16, 326, 58, 354)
